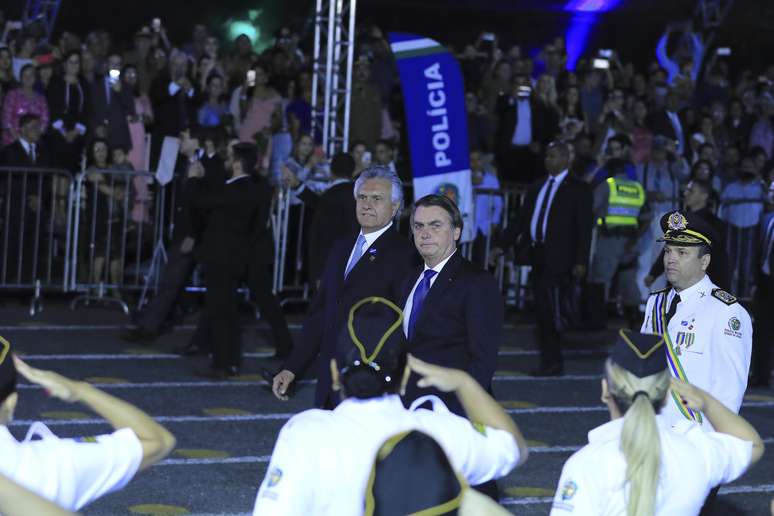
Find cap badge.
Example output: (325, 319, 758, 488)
(667, 212, 687, 231)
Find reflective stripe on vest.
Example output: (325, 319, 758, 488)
(598, 177, 645, 228)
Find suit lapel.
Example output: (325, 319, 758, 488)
(414, 252, 462, 329)
(342, 229, 392, 287)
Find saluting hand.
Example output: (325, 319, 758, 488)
(670, 378, 706, 412)
(408, 354, 468, 393)
(13, 356, 83, 403)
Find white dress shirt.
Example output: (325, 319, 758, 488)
(253, 394, 521, 516)
(344, 221, 393, 276)
(529, 169, 569, 242)
(402, 250, 456, 337)
(511, 99, 532, 146)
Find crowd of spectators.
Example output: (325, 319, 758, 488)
(0, 12, 772, 302)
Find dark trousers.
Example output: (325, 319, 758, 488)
(136, 243, 196, 333)
(752, 273, 774, 382)
(248, 262, 293, 355)
(202, 264, 243, 370)
(532, 270, 564, 367)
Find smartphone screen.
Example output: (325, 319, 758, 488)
(246, 70, 256, 87)
(593, 58, 610, 70)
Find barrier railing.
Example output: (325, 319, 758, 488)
(69, 169, 161, 315)
(0, 167, 75, 314)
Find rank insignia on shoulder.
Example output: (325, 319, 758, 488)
(649, 286, 670, 296)
(711, 288, 737, 305)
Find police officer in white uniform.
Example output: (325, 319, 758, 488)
(641, 211, 752, 429)
(550, 330, 763, 516)
(252, 297, 529, 516)
(0, 337, 176, 512)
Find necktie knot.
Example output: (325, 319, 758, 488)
(344, 234, 368, 278)
(423, 269, 438, 281)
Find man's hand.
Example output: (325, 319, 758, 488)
(13, 356, 83, 402)
(187, 161, 205, 179)
(644, 275, 655, 288)
(272, 370, 295, 401)
(670, 378, 706, 412)
(572, 264, 587, 280)
(280, 165, 300, 188)
(408, 354, 469, 392)
(180, 237, 195, 254)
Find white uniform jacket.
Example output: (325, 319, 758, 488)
(550, 417, 753, 516)
(0, 422, 143, 511)
(641, 274, 752, 428)
(252, 394, 521, 516)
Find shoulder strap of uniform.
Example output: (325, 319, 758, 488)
(711, 288, 737, 305)
(649, 286, 670, 296)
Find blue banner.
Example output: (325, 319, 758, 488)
(389, 33, 474, 242)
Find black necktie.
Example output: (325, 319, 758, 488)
(665, 294, 681, 325)
(535, 178, 555, 242)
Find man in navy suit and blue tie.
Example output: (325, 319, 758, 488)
(271, 166, 416, 407)
(401, 194, 504, 415)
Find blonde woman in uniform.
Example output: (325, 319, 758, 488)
(550, 330, 763, 516)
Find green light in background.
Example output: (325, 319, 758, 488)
(228, 20, 259, 44)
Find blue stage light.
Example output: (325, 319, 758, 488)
(563, 0, 623, 70)
(564, 0, 622, 13)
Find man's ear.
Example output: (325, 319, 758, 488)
(701, 253, 711, 272)
(330, 359, 340, 391)
(453, 226, 461, 242)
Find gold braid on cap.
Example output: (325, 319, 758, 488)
(347, 297, 404, 365)
(0, 336, 10, 366)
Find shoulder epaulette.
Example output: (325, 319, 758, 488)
(649, 286, 670, 296)
(711, 288, 737, 305)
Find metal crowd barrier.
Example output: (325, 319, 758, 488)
(69, 169, 162, 315)
(0, 167, 75, 314)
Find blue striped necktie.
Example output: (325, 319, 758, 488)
(344, 234, 367, 278)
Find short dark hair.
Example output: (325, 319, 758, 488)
(411, 194, 463, 232)
(331, 152, 355, 179)
(18, 113, 40, 129)
(698, 243, 711, 257)
(232, 143, 258, 175)
(609, 133, 631, 148)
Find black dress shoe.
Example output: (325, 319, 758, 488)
(120, 327, 157, 343)
(529, 364, 565, 377)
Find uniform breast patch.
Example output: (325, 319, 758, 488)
(711, 288, 737, 305)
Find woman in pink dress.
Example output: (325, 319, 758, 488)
(122, 65, 153, 224)
(1, 64, 50, 146)
(237, 65, 282, 143)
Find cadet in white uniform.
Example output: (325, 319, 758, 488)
(641, 211, 752, 428)
(253, 297, 529, 516)
(550, 330, 764, 516)
(0, 337, 176, 512)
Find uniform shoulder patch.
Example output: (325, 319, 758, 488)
(711, 288, 737, 305)
(649, 286, 670, 296)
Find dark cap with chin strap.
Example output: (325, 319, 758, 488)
(611, 329, 667, 378)
(658, 211, 716, 248)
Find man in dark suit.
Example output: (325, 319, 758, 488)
(400, 194, 503, 414)
(90, 63, 134, 152)
(1, 114, 51, 285)
(494, 73, 557, 184)
(647, 90, 686, 156)
(283, 152, 358, 286)
(1, 114, 48, 168)
(271, 166, 417, 407)
(499, 141, 593, 376)
(188, 143, 270, 378)
(122, 129, 226, 344)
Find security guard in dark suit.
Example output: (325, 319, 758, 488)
(189, 143, 270, 378)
